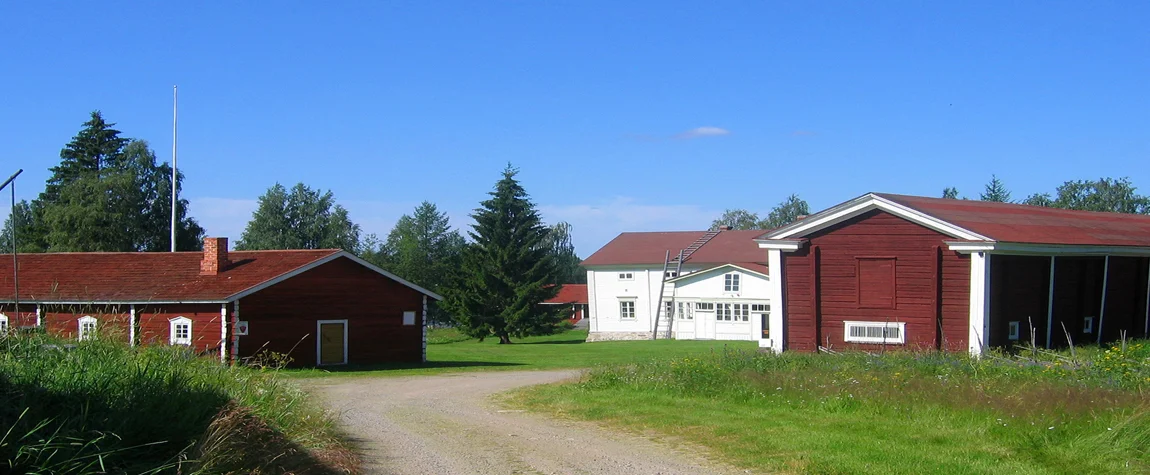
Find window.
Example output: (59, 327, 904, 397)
(724, 273, 740, 292)
(78, 316, 97, 341)
(619, 300, 636, 319)
(618, 272, 634, 281)
(858, 257, 896, 309)
(169, 317, 192, 345)
(751, 304, 770, 313)
(403, 311, 417, 326)
(1083, 316, 1094, 334)
(716, 303, 731, 321)
(677, 302, 694, 320)
(663, 300, 674, 318)
(665, 271, 678, 279)
(760, 314, 770, 339)
(844, 321, 906, 344)
(1007, 321, 1020, 341)
(0, 314, 8, 334)
(733, 303, 750, 322)
(695, 302, 714, 311)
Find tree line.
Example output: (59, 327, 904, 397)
(944, 175, 1150, 213)
(4, 113, 583, 342)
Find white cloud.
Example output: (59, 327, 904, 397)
(673, 126, 731, 139)
(540, 197, 719, 258)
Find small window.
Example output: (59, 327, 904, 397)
(677, 302, 694, 320)
(403, 311, 416, 326)
(1007, 321, 1020, 341)
(665, 271, 678, 279)
(1083, 316, 1094, 334)
(169, 317, 192, 346)
(0, 313, 8, 334)
(844, 321, 906, 344)
(663, 300, 674, 318)
(695, 302, 715, 311)
(618, 272, 634, 281)
(724, 273, 740, 292)
(78, 316, 97, 341)
(858, 257, 896, 309)
(619, 300, 636, 319)
(751, 304, 770, 313)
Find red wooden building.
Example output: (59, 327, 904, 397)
(0, 237, 441, 366)
(756, 193, 1150, 355)
(542, 284, 588, 324)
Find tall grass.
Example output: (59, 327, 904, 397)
(0, 332, 356, 474)
(515, 343, 1150, 474)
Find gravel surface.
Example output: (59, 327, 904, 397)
(303, 370, 744, 475)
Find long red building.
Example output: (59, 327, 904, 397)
(0, 237, 441, 366)
(756, 193, 1150, 355)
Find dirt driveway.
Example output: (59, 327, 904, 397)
(303, 370, 743, 475)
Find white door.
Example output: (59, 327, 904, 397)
(697, 311, 716, 339)
(675, 302, 695, 339)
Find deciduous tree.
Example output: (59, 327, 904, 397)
(443, 165, 564, 344)
(543, 221, 585, 284)
(709, 209, 761, 230)
(236, 183, 361, 252)
(942, 187, 960, 199)
(760, 194, 810, 229)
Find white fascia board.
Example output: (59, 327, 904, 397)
(949, 242, 1150, 257)
(583, 264, 667, 270)
(946, 241, 997, 253)
(664, 263, 769, 283)
(764, 193, 991, 242)
(227, 251, 444, 302)
(755, 239, 806, 251)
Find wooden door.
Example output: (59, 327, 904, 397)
(318, 321, 346, 365)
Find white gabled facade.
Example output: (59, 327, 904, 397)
(586, 263, 771, 343)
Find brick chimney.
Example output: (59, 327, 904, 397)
(718, 225, 732, 231)
(200, 237, 230, 275)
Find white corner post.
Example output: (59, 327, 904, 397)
(220, 303, 228, 364)
(129, 304, 137, 347)
(422, 295, 428, 363)
(230, 300, 241, 364)
(766, 249, 786, 353)
(1097, 255, 1110, 345)
(1045, 256, 1056, 349)
(35, 304, 41, 327)
(968, 252, 992, 356)
(587, 269, 598, 333)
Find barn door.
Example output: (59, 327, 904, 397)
(317, 320, 348, 365)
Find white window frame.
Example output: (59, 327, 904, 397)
(665, 271, 678, 279)
(618, 272, 634, 281)
(1082, 316, 1094, 334)
(724, 273, 740, 292)
(1007, 321, 1020, 341)
(677, 301, 694, 320)
(316, 319, 349, 366)
(733, 303, 750, 322)
(169, 316, 192, 346)
(619, 299, 636, 319)
(78, 316, 97, 341)
(843, 321, 906, 344)
(716, 303, 732, 321)
(0, 313, 8, 334)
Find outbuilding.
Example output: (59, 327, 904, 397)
(756, 193, 1150, 355)
(0, 237, 441, 366)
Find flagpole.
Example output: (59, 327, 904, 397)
(171, 85, 178, 252)
(1, 169, 23, 329)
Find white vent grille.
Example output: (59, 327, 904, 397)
(844, 321, 906, 344)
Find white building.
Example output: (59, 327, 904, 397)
(582, 227, 771, 344)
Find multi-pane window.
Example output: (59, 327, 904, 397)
(733, 304, 750, 322)
(664, 300, 674, 318)
(724, 273, 740, 292)
(0, 314, 8, 334)
(677, 302, 694, 320)
(751, 304, 770, 313)
(695, 302, 715, 311)
(78, 316, 97, 341)
(618, 272, 634, 280)
(716, 303, 731, 321)
(619, 301, 636, 319)
(665, 271, 678, 278)
(170, 317, 192, 345)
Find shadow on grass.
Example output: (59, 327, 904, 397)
(313, 360, 526, 373)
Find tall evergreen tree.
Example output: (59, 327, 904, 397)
(443, 165, 564, 344)
(42, 111, 129, 203)
(364, 201, 465, 324)
(759, 194, 810, 229)
(980, 175, 1012, 202)
(236, 183, 361, 251)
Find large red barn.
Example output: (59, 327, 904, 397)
(756, 193, 1150, 355)
(0, 237, 441, 366)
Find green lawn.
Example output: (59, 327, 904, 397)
(284, 328, 757, 378)
(508, 344, 1150, 475)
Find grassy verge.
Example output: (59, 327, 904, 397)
(0, 333, 357, 474)
(510, 343, 1150, 475)
(284, 328, 759, 378)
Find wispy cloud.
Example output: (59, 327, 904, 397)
(540, 197, 719, 257)
(673, 126, 731, 140)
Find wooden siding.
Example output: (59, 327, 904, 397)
(238, 257, 426, 367)
(135, 304, 225, 355)
(1099, 257, 1149, 342)
(988, 256, 1050, 348)
(0, 305, 38, 329)
(0, 303, 223, 354)
(783, 210, 971, 352)
(1050, 257, 1105, 348)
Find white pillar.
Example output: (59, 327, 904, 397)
(1097, 256, 1110, 345)
(129, 304, 136, 347)
(968, 253, 992, 356)
(35, 304, 41, 327)
(587, 270, 598, 333)
(767, 249, 785, 352)
(1045, 257, 1056, 349)
(220, 303, 228, 364)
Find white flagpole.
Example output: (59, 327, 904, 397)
(171, 85, 178, 252)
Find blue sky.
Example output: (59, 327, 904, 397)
(2, 1, 1147, 256)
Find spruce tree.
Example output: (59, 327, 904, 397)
(980, 175, 1012, 202)
(43, 111, 129, 202)
(444, 165, 564, 344)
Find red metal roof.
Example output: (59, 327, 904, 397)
(0, 249, 342, 302)
(543, 284, 588, 305)
(582, 229, 767, 266)
(878, 193, 1150, 247)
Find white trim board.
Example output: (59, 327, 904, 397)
(762, 193, 992, 242)
(947, 241, 1150, 257)
(664, 263, 769, 284)
(316, 319, 349, 366)
(228, 251, 443, 302)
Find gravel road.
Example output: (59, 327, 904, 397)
(303, 370, 743, 475)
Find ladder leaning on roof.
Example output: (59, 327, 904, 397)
(652, 229, 721, 340)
